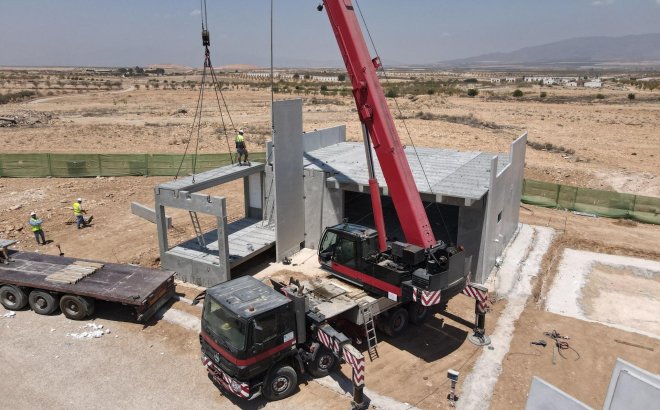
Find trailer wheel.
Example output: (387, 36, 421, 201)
(28, 290, 59, 315)
(263, 365, 297, 401)
(0, 285, 28, 310)
(307, 346, 337, 378)
(408, 303, 430, 325)
(60, 295, 93, 320)
(383, 307, 409, 337)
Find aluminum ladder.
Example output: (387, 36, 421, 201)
(189, 211, 206, 248)
(359, 301, 379, 361)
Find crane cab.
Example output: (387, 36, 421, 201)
(318, 223, 469, 303)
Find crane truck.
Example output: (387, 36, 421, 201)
(196, 1, 490, 407)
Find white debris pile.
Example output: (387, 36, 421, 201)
(2, 311, 16, 318)
(67, 323, 112, 339)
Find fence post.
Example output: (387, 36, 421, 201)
(630, 194, 637, 220)
(47, 153, 53, 176)
(572, 185, 579, 211)
(144, 154, 149, 176)
(554, 183, 561, 209)
(97, 154, 102, 177)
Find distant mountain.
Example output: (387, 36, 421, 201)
(439, 33, 660, 68)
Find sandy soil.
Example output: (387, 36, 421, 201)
(2, 81, 658, 195)
(490, 309, 660, 410)
(1, 73, 660, 409)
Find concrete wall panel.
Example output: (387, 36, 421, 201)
(303, 169, 344, 249)
(273, 99, 305, 261)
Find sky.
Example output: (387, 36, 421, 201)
(1, 0, 659, 68)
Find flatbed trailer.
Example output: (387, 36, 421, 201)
(0, 251, 175, 322)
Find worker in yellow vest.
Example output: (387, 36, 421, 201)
(73, 198, 93, 229)
(235, 129, 249, 166)
(29, 211, 46, 245)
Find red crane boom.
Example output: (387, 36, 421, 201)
(321, 0, 436, 250)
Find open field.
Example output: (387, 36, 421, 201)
(1, 69, 659, 409)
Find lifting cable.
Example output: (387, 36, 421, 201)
(354, 0, 453, 244)
(175, 0, 237, 181)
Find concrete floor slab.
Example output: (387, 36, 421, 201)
(546, 249, 660, 339)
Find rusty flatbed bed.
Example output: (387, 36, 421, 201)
(0, 251, 176, 321)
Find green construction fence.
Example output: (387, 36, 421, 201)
(0, 153, 657, 225)
(0, 152, 266, 178)
(522, 179, 660, 225)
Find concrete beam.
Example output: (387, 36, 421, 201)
(158, 162, 265, 194)
(155, 190, 226, 216)
(131, 202, 172, 229)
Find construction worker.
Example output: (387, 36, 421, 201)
(73, 198, 93, 229)
(29, 211, 46, 245)
(235, 129, 249, 166)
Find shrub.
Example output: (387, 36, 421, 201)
(385, 88, 398, 98)
(512, 89, 523, 98)
(427, 88, 435, 95)
(540, 91, 547, 98)
(596, 93, 605, 99)
(467, 88, 479, 97)
(320, 85, 328, 92)
(628, 93, 635, 100)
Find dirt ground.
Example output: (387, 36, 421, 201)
(1, 71, 660, 409)
(2, 77, 659, 195)
(490, 309, 660, 410)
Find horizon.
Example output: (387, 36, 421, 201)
(1, 1, 660, 68)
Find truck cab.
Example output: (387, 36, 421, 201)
(200, 276, 298, 399)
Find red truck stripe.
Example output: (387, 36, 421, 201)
(201, 330, 295, 367)
(332, 262, 402, 297)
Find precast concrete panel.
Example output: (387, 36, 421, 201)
(525, 377, 592, 410)
(273, 99, 304, 261)
(457, 199, 486, 281)
(604, 358, 660, 410)
(302, 125, 346, 152)
(303, 169, 344, 249)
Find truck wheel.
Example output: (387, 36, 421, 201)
(408, 303, 430, 325)
(60, 295, 93, 320)
(383, 307, 409, 337)
(28, 290, 59, 315)
(263, 365, 298, 401)
(307, 347, 337, 378)
(0, 285, 28, 310)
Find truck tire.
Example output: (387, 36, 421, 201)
(60, 295, 94, 320)
(0, 285, 28, 310)
(28, 290, 59, 315)
(407, 302, 430, 325)
(382, 307, 409, 337)
(307, 346, 337, 378)
(262, 364, 298, 401)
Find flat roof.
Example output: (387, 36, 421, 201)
(303, 142, 510, 201)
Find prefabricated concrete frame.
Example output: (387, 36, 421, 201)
(154, 163, 266, 286)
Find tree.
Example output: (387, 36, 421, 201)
(512, 89, 523, 98)
(540, 91, 547, 98)
(628, 93, 635, 100)
(385, 88, 398, 98)
(467, 88, 478, 97)
(337, 74, 346, 82)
